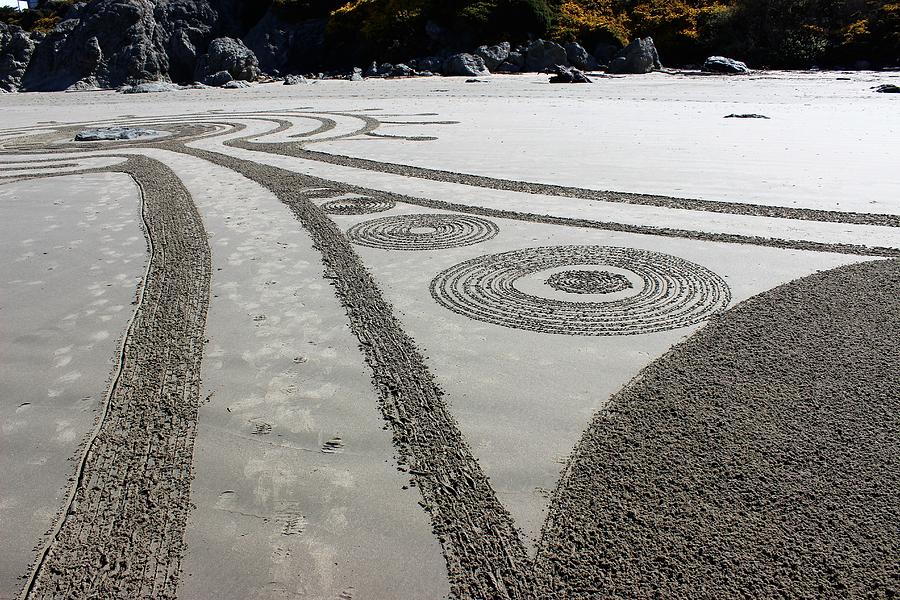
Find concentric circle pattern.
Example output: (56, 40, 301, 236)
(347, 213, 499, 250)
(430, 245, 731, 336)
(546, 269, 633, 294)
(322, 196, 396, 215)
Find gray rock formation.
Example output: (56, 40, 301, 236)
(410, 56, 443, 73)
(283, 74, 306, 85)
(195, 37, 259, 81)
(442, 53, 489, 77)
(548, 65, 591, 83)
(120, 81, 179, 93)
(525, 39, 568, 72)
(222, 79, 250, 88)
(0, 23, 34, 92)
(203, 69, 232, 86)
(565, 42, 598, 71)
(475, 42, 510, 71)
(391, 63, 415, 77)
(874, 83, 900, 93)
(75, 126, 159, 140)
(607, 37, 661, 74)
(348, 67, 363, 81)
(703, 55, 749, 74)
(496, 50, 525, 73)
(364, 61, 379, 77)
(23, 0, 171, 91)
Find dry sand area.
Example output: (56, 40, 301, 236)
(0, 72, 898, 599)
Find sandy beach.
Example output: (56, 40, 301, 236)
(1, 71, 897, 599)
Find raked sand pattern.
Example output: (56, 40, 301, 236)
(0, 88, 897, 599)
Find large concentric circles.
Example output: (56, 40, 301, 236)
(430, 245, 731, 336)
(347, 214, 499, 250)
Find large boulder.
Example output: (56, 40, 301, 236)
(22, 0, 170, 91)
(203, 69, 232, 86)
(496, 50, 525, 73)
(548, 65, 591, 84)
(702, 55, 749, 74)
(442, 53, 489, 77)
(410, 56, 443, 73)
(475, 41, 510, 71)
(607, 37, 661, 74)
(0, 23, 35, 92)
(524, 39, 568, 72)
(565, 42, 598, 71)
(195, 37, 260, 81)
(156, 0, 220, 82)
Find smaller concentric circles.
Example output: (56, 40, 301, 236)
(322, 197, 396, 215)
(347, 213, 499, 250)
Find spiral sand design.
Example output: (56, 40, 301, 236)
(347, 213, 499, 250)
(431, 245, 731, 335)
(321, 196, 396, 215)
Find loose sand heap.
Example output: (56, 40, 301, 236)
(0, 73, 897, 599)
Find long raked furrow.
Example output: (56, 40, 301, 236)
(23, 155, 211, 600)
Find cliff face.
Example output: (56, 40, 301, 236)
(0, 0, 898, 91)
(0, 0, 318, 91)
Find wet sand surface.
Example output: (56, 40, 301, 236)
(0, 73, 897, 599)
(0, 174, 145, 599)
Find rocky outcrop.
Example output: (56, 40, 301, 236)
(244, 10, 326, 75)
(75, 126, 160, 140)
(22, 0, 170, 91)
(0, 23, 34, 92)
(203, 69, 232, 86)
(565, 42, 598, 71)
(496, 50, 525, 73)
(874, 83, 900, 93)
(195, 36, 259, 81)
(475, 42, 510, 71)
(410, 56, 443, 73)
(703, 55, 749, 74)
(525, 39, 568, 72)
(607, 37, 661, 74)
(548, 65, 591, 83)
(156, 0, 220, 81)
(442, 53, 489, 77)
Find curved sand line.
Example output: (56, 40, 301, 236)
(535, 258, 900, 598)
(23, 155, 211, 600)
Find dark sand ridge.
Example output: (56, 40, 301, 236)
(20, 155, 211, 599)
(535, 257, 900, 598)
(173, 144, 899, 597)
